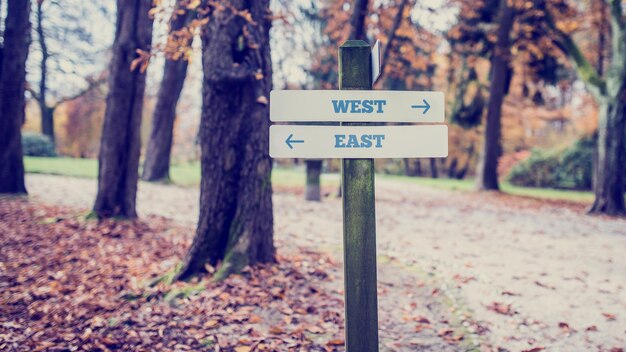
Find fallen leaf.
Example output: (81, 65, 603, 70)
(558, 322, 571, 333)
(437, 328, 453, 337)
(204, 320, 219, 329)
(234, 346, 252, 352)
(306, 325, 325, 334)
(327, 339, 345, 346)
(269, 326, 284, 334)
(248, 314, 262, 324)
(602, 312, 617, 321)
(486, 302, 515, 316)
(414, 316, 430, 324)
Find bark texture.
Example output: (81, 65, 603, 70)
(142, 3, 195, 182)
(305, 160, 322, 201)
(0, 0, 30, 194)
(589, 88, 625, 215)
(349, 0, 369, 40)
(175, 0, 274, 281)
(475, 0, 515, 191)
(93, 0, 154, 218)
(588, 0, 626, 215)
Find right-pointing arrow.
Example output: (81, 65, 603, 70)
(285, 134, 305, 149)
(411, 99, 431, 115)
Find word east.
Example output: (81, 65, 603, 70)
(332, 99, 387, 113)
(335, 134, 385, 148)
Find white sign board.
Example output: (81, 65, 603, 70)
(270, 90, 445, 123)
(270, 125, 448, 159)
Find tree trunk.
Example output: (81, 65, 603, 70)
(305, 160, 322, 201)
(588, 1, 626, 215)
(349, 0, 369, 40)
(589, 91, 625, 215)
(429, 158, 438, 178)
(457, 143, 475, 179)
(142, 4, 195, 182)
(0, 0, 29, 194)
(93, 0, 154, 218)
(448, 158, 458, 178)
(35, 0, 54, 142)
(40, 104, 54, 142)
(175, 0, 274, 281)
(403, 158, 421, 177)
(475, 0, 515, 191)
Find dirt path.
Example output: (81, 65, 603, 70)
(26, 174, 626, 351)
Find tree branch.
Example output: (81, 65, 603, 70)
(607, 0, 624, 31)
(51, 76, 106, 109)
(545, 9, 607, 100)
(26, 86, 41, 102)
(349, 0, 369, 40)
(378, 0, 410, 81)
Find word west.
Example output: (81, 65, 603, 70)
(332, 100, 387, 114)
(335, 134, 385, 148)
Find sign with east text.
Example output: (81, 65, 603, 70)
(270, 125, 448, 159)
(270, 90, 445, 123)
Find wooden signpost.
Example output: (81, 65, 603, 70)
(269, 40, 448, 352)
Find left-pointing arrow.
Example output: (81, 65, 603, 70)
(285, 134, 305, 149)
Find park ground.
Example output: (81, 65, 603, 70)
(1, 157, 625, 351)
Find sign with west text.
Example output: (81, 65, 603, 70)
(270, 125, 448, 159)
(270, 90, 445, 123)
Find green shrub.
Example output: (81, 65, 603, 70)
(558, 137, 594, 190)
(507, 150, 562, 188)
(507, 135, 625, 191)
(22, 132, 57, 157)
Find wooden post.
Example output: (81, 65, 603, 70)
(339, 40, 379, 352)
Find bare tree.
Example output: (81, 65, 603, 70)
(547, 0, 625, 215)
(475, 0, 516, 191)
(0, 0, 30, 194)
(28, 0, 109, 143)
(142, 1, 196, 182)
(93, 0, 154, 218)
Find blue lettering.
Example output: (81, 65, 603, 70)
(360, 134, 372, 148)
(374, 100, 386, 113)
(362, 100, 373, 113)
(346, 134, 359, 148)
(335, 134, 346, 148)
(350, 100, 361, 113)
(332, 100, 350, 113)
(332, 100, 387, 113)
(372, 135, 385, 148)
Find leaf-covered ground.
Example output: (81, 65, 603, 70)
(20, 174, 626, 351)
(0, 196, 468, 351)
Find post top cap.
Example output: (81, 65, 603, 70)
(340, 40, 370, 48)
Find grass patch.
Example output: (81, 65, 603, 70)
(25, 156, 605, 204)
(380, 173, 596, 204)
(380, 174, 474, 191)
(500, 183, 594, 203)
(24, 156, 98, 179)
(23, 157, 339, 190)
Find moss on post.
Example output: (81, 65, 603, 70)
(339, 40, 379, 352)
